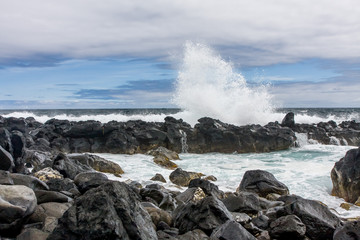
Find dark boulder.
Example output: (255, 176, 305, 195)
(52, 153, 93, 179)
(281, 112, 295, 128)
(238, 169, 289, 197)
(0, 145, 14, 171)
(333, 221, 360, 240)
(210, 220, 256, 240)
(222, 192, 262, 215)
(10, 173, 49, 190)
(188, 178, 224, 199)
(269, 214, 306, 240)
(48, 181, 157, 240)
(277, 195, 341, 240)
(331, 147, 360, 203)
(169, 168, 203, 187)
(34, 190, 72, 204)
(173, 196, 233, 235)
(151, 173, 167, 183)
(28, 202, 72, 224)
(73, 171, 109, 193)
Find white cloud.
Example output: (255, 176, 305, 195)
(1, 0, 360, 66)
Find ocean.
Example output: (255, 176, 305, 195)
(1, 107, 360, 218)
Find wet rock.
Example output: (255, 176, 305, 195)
(333, 220, 360, 240)
(204, 175, 217, 181)
(238, 169, 289, 197)
(173, 196, 233, 235)
(169, 168, 203, 187)
(0, 185, 37, 237)
(0, 145, 14, 171)
(48, 181, 157, 240)
(151, 173, 167, 183)
(176, 187, 206, 204)
(281, 112, 295, 128)
(211, 220, 256, 240)
(148, 146, 180, 160)
(33, 167, 63, 182)
(331, 147, 360, 203)
(277, 195, 341, 240)
(73, 171, 109, 193)
(269, 215, 306, 240)
(188, 178, 224, 199)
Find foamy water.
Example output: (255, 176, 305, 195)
(99, 143, 360, 219)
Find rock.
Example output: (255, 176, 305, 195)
(331, 147, 360, 203)
(52, 153, 93, 179)
(178, 229, 210, 240)
(173, 196, 233, 235)
(269, 215, 306, 240)
(0, 170, 14, 185)
(10, 173, 49, 190)
(277, 195, 341, 240)
(210, 220, 256, 240)
(0, 145, 14, 171)
(333, 221, 360, 240)
(153, 155, 178, 169)
(28, 202, 72, 223)
(46, 177, 78, 192)
(222, 192, 263, 214)
(16, 228, 49, 240)
(73, 171, 109, 193)
(34, 190, 71, 204)
(68, 153, 124, 176)
(176, 187, 206, 204)
(42, 216, 58, 233)
(169, 168, 203, 187)
(143, 203, 173, 227)
(23, 150, 53, 172)
(151, 173, 167, 183)
(33, 167, 63, 182)
(281, 112, 295, 128)
(204, 175, 217, 181)
(0, 185, 37, 237)
(188, 178, 224, 199)
(48, 181, 157, 240)
(252, 215, 269, 230)
(238, 169, 289, 197)
(148, 146, 180, 160)
(256, 231, 271, 240)
(340, 202, 352, 210)
(232, 212, 252, 224)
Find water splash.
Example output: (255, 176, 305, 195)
(179, 129, 188, 153)
(172, 42, 276, 126)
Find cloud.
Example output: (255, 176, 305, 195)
(1, 0, 360, 67)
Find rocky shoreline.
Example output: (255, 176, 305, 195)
(0, 113, 360, 239)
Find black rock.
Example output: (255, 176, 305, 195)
(0, 145, 14, 171)
(52, 153, 93, 179)
(73, 171, 109, 193)
(238, 169, 289, 197)
(34, 190, 71, 204)
(173, 196, 233, 235)
(333, 221, 360, 240)
(211, 220, 256, 240)
(48, 181, 157, 240)
(188, 178, 224, 199)
(281, 112, 295, 128)
(222, 192, 262, 214)
(269, 214, 306, 240)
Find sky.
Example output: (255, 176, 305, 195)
(0, 0, 360, 109)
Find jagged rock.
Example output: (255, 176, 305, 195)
(0, 145, 14, 171)
(10, 173, 49, 190)
(46, 177, 78, 193)
(23, 150, 53, 172)
(333, 221, 360, 240)
(178, 229, 210, 240)
(48, 181, 157, 240)
(140, 184, 177, 211)
(210, 220, 256, 240)
(33, 167, 63, 182)
(52, 153, 93, 179)
(73, 171, 109, 193)
(169, 168, 203, 187)
(281, 112, 295, 128)
(176, 187, 207, 204)
(331, 147, 360, 203)
(151, 173, 167, 183)
(0, 185, 37, 237)
(42, 216, 58, 233)
(252, 215, 269, 230)
(188, 178, 224, 199)
(16, 228, 49, 240)
(173, 196, 233, 235)
(237, 169, 289, 197)
(232, 212, 252, 224)
(222, 192, 262, 214)
(269, 215, 306, 240)
(143, 202, 173, 227)
(68, 153, 124, 176)
(277, 195, 341, 240)
(148, 146, 180, 160)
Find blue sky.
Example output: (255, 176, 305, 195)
(0, 0, 360, 109)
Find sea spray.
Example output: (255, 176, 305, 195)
(172, 42, 277, 126)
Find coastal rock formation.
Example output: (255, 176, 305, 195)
(169, 168, 204, 187)
(237, 170, 289, 197)
(331, 147, 360, 203)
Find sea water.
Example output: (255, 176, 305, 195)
(1, 43, 359, 218)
